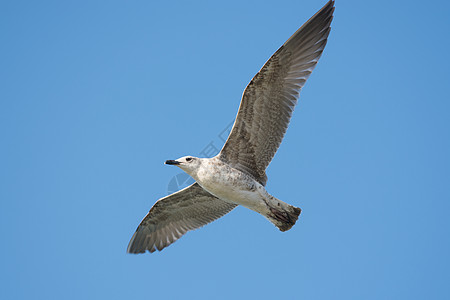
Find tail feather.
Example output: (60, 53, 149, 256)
(266, 200, 301, 231)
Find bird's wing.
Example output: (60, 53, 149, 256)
(127, 183, 237, 253)
(218, 0, 334, 185)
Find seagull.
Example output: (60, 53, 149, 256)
(127, 0, 334, 254)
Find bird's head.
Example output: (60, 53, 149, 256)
(165, 156, 201, 175)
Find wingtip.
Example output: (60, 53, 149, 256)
(283, 0, 335, 47)
(322, 0, 336, 15)
(320, 0, 336, 17)
(126, 230, 148, 254)
(126, 231, 138, 254)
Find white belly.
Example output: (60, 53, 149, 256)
(194, 164, 269, 213)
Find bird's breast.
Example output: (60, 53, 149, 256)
(194, 162, 263, 206)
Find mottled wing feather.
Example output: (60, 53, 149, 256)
(127, 183, 237, 253)
(218, 0, 334, 185)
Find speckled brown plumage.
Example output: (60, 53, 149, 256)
(127, 183, 236, 253)
(219, 1, 334, 185)
(127, 0, 334, 254)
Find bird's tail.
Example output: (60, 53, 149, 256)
(265, 196, 301, 232)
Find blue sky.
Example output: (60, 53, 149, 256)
(1, 0, 450, 299)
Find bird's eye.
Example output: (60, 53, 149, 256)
(186, 157, 192, 162)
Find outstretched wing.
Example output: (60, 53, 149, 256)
(218, 0, 335, 185)
(127, 183, 237, 254)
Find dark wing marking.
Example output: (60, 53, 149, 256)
(127, 183, 237, 253)
(218, 1, 334, 185)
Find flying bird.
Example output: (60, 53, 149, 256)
(128, 0, 334, 254)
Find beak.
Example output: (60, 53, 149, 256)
(165, 159, 180, 165)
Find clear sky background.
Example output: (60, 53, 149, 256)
(1, 0, 450, 299)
